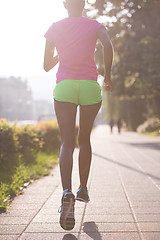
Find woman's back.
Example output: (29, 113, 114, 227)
(44, 17, 103, 82)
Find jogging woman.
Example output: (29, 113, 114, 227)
(44, 0, 113, 231)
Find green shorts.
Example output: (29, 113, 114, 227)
(53, 79, 102, 106)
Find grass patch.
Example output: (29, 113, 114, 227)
(140, 131, 160, 137)
(0, 152, 58, 212)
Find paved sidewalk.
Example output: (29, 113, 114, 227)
(0, 125, 160, 240)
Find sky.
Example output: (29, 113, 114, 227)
(0, 0, 67, 77)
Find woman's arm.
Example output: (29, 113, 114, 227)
(43, 40, 59, 72)
(97, 27, 114, 92)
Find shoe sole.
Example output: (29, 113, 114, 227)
(76, 197, 89, 203)
(60, 196, 75, 230)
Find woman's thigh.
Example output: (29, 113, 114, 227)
(54, 100, 77, 146)
(78, 102, 102, 143)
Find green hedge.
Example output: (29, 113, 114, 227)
(137, 118, 160, 135)
(0, 120, 61, 167)
(0, 119, 61, 211)
(36, 121, 61, 154)
(0, 121, 18, 168)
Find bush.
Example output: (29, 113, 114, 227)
(0, 119, 60, 211)
(0, 152, 58, 211)
(36, 121, 60, 153)
(137, 117, 160, 134)
(0, 120, 61, 167)
(16, 126, 41, 164)
(0, 120, 18, 168)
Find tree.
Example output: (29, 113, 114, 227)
(86, 0, 160, 129)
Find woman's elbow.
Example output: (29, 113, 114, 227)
(43, 63, 50, 72)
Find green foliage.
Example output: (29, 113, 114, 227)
(119, 98, 147, 131)
(40, 128, 60, 154)
(137, 118, 160, 134)
(16, 126, 40, 164)
(103, 92, 147, 130)
(87, 0, 160, 129)
(0, 120, 18, 168)
(0, 152, 58, 211)
(0, 120, 60, 212)
(0, 183, 11, 211)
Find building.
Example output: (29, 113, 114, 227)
(0, 77, 55, 122)
(0, 77, 33, 121)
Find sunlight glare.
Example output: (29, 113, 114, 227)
(88, 0, 96, 3)
(0, 0, 67, 76)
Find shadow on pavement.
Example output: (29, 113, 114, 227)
(93, 152, 160, 181)
(62, 234, 78, 240)
(124, 142, 160, 151)
(83, 221, 102, 240)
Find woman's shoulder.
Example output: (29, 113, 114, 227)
(80, 17, 100, 24)
(54, 16, 100, 24)
(51, 18, 68, 27)
(50, 16, 102, 31)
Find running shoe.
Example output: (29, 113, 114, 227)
(58, 189, 75, 230)
(76, 187, 90, 203)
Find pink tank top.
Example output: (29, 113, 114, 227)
(44, 17, 103, 83)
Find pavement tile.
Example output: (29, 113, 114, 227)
(0, 224, 26, 234)
(0, 235, 19, 240)
(141, 232, 160, 240)
(127, 196, 160, 202)
(1, 209, 38, 217)
(136, 214, 160, 222)
(88, 196, 127, 202)
(38, 207, 84, 215)
(80, 232, 140, 240)
(19, 233, 78, 240)
(131, 201, 160, 207)
(83, 214, 134, 223)
(139, 222, 160, 231)
(40, 204, 60, 209)
(25, 223, 80, 233)
(131, 198, 160, 202)
(81, 222, 137, 232)
(133, 207, 160, 214)
(9, 203, 42, 210)
(32, 214, 59, 223)
(87, 201, 129, 208)
(85, 207, 131, 215)
(11, 198, 47, 204)
(89, 192, 125, 196)
(125, 186, 157, 191)
(128, 193, 160, 198)
(0, 216, 32, 225)
(32, 214, 83, 223)
(75, 202, 86, 208)
(91, 185, 122, 189)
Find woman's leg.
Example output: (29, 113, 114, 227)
(54, 100, 77, 190)
(78, 102, 102, 188)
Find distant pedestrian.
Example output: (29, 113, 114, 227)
(109, 118, 114, 133)
(44, 0, 113, 231)
(117, 118, 122, 134)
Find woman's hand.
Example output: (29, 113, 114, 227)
(103, 79, 114, 92)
